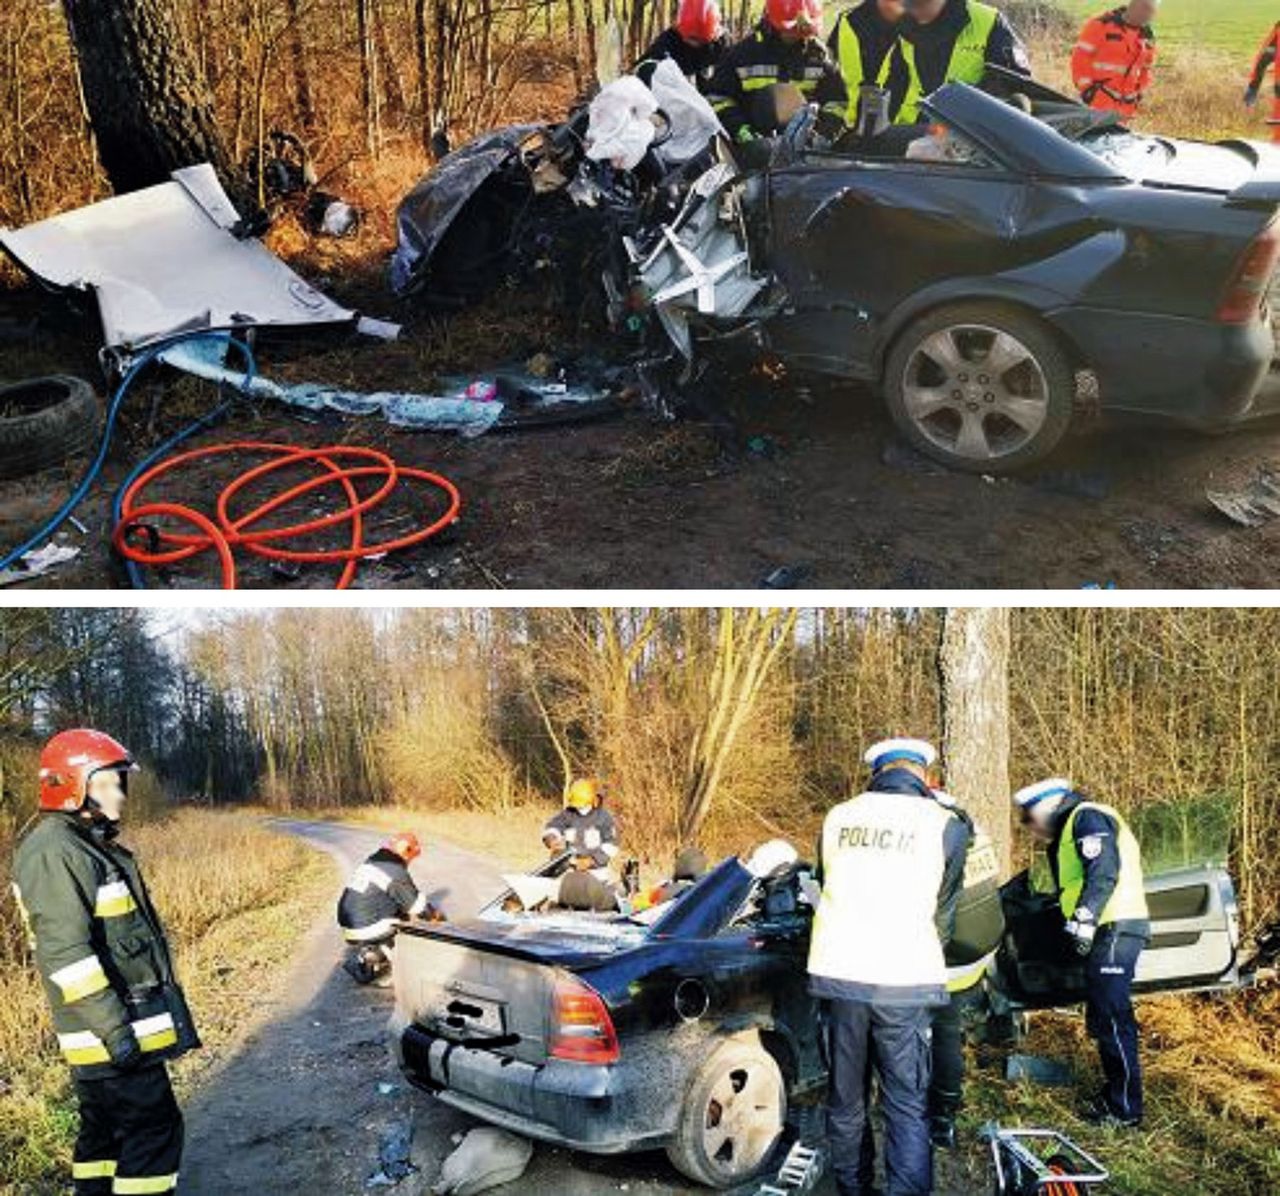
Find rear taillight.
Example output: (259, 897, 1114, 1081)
(549, 976, 619, 1064)
(1218, 220, 1280, 324)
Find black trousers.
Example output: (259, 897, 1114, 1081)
(1084, 927, 1145, 1122)
(928, 983, 984, 1119)
(72, 1064, 184, 1195)
(826, 999, 933, 1196)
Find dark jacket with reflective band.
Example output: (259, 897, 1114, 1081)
(337, 848, 426, 941)
(931, 796, 1006, 992)
(897, 0, 1030, 122)
(706, 24, 849, 142)
(828, 0, 910, 122)
(541, 804, 620, 869)
(636, 27, 727, 92)
(1048, 793, 1150, 938)
(808, 768, 970, 1006)
(11, 813, 199, 1079)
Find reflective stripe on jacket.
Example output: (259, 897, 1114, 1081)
(337, 848, 425, 940)
(1057, 801, 1148, 924)
(1071, 8, 1156, 119)
(830, 0, 908, 122)
(541, 805, 620, 869)
(12, 813, 199, 1078)
(896, 0, 1000, 123)
(807, 786, 961, 1005)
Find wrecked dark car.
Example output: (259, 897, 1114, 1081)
(390, 852, 1246, 1189)
(393, 78, 1280, 473)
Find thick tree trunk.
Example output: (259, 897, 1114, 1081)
(939, 609, 1012, 876)
(61, 0, 240, 203)
(283, 0, 316, 132)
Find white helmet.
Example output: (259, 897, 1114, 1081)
(745, 839, 799, 878)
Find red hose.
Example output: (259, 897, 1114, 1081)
(114, 441, 461, 590)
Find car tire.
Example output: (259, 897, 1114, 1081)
(884, 302, 1076, 474)
(665, 1034, 788, 1190)
(0, 376, 101, 481)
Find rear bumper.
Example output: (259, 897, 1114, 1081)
(399, 1024, 674, 1154)
(1046, 307, 1277, 427)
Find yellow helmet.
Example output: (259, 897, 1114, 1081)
(566, 778, 599, 812)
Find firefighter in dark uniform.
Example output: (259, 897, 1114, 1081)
(829, 0, 909, 123)
(635, 0, 728, 92)
(1015, 777, 1150, 1128)
(337, 831, 439, 984)
(926, 790, 1005, 1149)
(894, 0, 1031, 123)
(12, 729, 199, 1196)
(541, 778, 620, 881)
(707, 0, 849, 166)
(807, 738, 970, 1196)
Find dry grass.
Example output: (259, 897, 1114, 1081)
(0, 809, 335, 1194)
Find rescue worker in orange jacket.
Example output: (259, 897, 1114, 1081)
(1245, 21, 1280, 144)
(1071, 1, 1158, 121)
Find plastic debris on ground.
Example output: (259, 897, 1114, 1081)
(431, 1126, 533, 1195)
(0, 543, 80, 587)
(1004, 1053, 1074, 1087)
(159, 340, 616, 438)
(366, 1120, 416, 1187)
(1205, 466, 1280, 527)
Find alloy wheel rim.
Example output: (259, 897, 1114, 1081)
(700, 1062, 784, 1178)
(901, 323, 1051, 461)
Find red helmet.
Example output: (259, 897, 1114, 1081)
(39, 729, 134, 812)
(385, 831, 422, 863)
(765, 0, 821, 33)
(676, 0, 723, 42)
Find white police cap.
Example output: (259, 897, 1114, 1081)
(1013, 777, 1073, 809)
(864, 738, 937, 771)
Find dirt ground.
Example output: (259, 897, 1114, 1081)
(177, 819, 983, 1196)
(9, 280, 1280, 592)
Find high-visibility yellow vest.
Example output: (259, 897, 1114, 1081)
(834, 18, 900, 122)
(1056, 802, 1149, 925)
(896, 0, 1000, 124)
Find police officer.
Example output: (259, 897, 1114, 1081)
(12, 729, 199, 1196)
(893, 0, 1030, 124)
(636, 0, 728, 92)
(829, 0, 908, 123)
(926, 789, 1005, 1149)
(1073, 1, 1158, 121)
(808, 738, 970, 1196)
(541, 778, 620, 881)
(1014, 777, 1150, 1128)
(707, 0, 849, 165)
(337, 831, 438, 984)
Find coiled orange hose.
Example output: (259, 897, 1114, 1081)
(114, 441, 461, 589)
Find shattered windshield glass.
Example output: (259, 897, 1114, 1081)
(1076, 130, 1175, 180)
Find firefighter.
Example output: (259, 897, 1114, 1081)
(11, 730, 199, 1196)
(1071, 1, 1158, 121)
(1245, 21, 1280, 144)
(635, 0, 728, 92)
(541, 778, 620, 881)
(894, 0, 1031, 124)
(1014, 777, 1150, 1128)
(706, 0, 849, 166)
(807, 739, 970, 1196)
(829, 0, 908, 124)
(336, 832, 440, 985)
(926, 789, 1005, 1149)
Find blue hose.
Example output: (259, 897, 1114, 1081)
(0, 332, 258, 579)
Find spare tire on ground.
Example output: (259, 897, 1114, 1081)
(0, 376, 101, 481)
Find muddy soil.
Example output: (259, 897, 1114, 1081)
(177, 819, 983, 1195)
(8, 284, 1280, 592)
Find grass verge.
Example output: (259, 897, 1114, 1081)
(0, 809, 336, 1195)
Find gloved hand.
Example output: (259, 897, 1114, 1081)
(1245, 86, 1260, 108)
(814, 111, 846, 145)
(734, 133, 775, 171)
(108, 1029, 144, 1072)
(544, 834, 566, 857)
(1065, 908, 1097, 957)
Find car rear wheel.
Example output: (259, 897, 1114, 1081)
(885, 303, 1076, 474)
(665, 1035, 788, 1190)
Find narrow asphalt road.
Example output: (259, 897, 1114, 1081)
(178, 819, 976, 1195)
